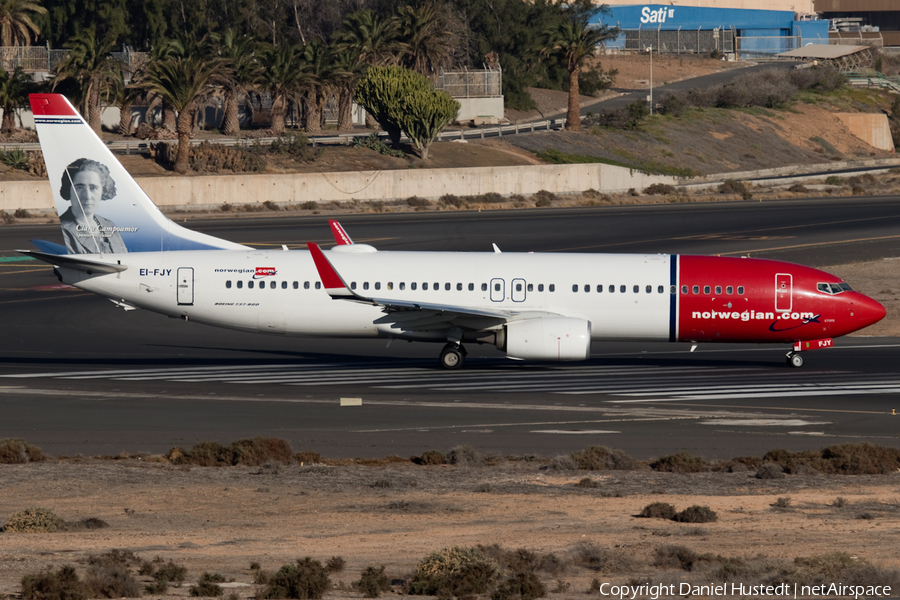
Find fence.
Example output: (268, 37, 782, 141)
(0, 46, 148, 73)
(435, 67, 502, 98)
(622, 28, 734, 54)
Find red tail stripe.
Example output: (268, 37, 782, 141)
(29, 94, 78, 117)
(307, 243, 346, 290)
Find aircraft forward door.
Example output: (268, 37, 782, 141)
(490, 278, 505, 302)
(511, 278, 526, 302)
(177, 267, 194, 305)
(775, 273, 792, 312)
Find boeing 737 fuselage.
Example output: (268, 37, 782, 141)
(20, 94, 886, 369)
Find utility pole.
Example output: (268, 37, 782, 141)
(647, 45, 653, 114)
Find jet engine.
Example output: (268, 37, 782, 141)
(497, 317, 592, 361)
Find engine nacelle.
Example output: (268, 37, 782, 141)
(499, 317, 592, 361)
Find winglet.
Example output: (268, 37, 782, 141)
(307, 242, 355, 298)
(329, 220, 354, 245)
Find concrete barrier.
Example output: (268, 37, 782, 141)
(835, 114, 895, 153)
(0, 162, 681, 212)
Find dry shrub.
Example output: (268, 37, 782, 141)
(412, 450, 446, 465)
(21, 565, 86, 600)
(257, 559, 329, 599)
(571, 445, 641, 471)
(190, 572, 225, 597)
(533, 190, 556, 207)
(408, 546, 498, 598)
(756, 463, 786, 479)
(296, 450, 322, 464)
(0, 438, 46, 463)
(153, 141, 266, 173)
(167, 437, 294, 466)
(356, 566, 390, 598)
(673, 505, 718, 524)
(575, 477, 601, 488)
(787, 184, 808, 193)
(65, 517, 109, 531)
(639, 502, 677, 520)
(439, 194, 465, 208)
(718, 179, 752, 199)
(406, 196, 431, 208)
(762, 443, 900, 474)
(650, 451, 708, 473)
(572, 542, 639, 574)
(325, 557, 345, 574)
(771, 497, 792, 508)
(643, 183, 676, 195)
(84, 552, 142, 598)
(770, 552, 900, 589)
(446, 445, 481, 466)
(4, 507, 64, 532)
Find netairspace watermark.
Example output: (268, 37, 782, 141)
(597, 582, 892, 599)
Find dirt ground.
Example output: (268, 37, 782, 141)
(1, 460, 899, 600)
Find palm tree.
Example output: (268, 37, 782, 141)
(330, 50, 365, 131)
(0, 64, 31, 134)
(0, 0, 46, 47)
(543, 7, 618, 132)
(138, 54, 227, 173)
(334, 9, 399, 68)
(395, 2, 453, 76)
(219, 30, 262, 136)
(52, 26, 120, 133)
(300, 40, 333, 134)
(109, 68, 145, 135)
(257, 44, 306, 135)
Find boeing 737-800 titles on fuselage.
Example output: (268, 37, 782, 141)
(20, 94, 886, 369)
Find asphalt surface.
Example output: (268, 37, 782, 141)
(1, 197, 899, 459)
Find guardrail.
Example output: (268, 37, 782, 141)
(845, 71, 900, 93)
(0, 118, 567, 155)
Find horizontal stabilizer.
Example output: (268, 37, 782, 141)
(17, 250, 127, 273)
(30, 239, 68, 255)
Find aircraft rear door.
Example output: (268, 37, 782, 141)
(490, 278, 505, 302)
(775, 273, 792, 312)
(177, 267, 194, 305)
(511, 278, 526, 302)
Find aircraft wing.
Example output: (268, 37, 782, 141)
(307, 242, 555, 332)
(17, 250, 128, 274)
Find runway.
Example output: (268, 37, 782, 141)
(1, 198, 899, 459)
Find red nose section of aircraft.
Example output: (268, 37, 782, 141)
(846, 292, 887, 331)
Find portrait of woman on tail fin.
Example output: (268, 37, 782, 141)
(58, 158, 128, 254)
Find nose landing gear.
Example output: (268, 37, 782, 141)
(439, 343, 466, 369)
(786, 352, 803, 368)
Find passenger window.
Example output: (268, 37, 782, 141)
(270, 281, 276, 289)
(737, 286, 744, 295)
(434, 283, 439, 290)
(715, 285, 722, 295)
(527, 284, 533, 292)
(282, 281, 287, 289)
(597, 285, 603, 293)
(481, 283, 487, 292)
(494, 283, 501, 292)
(468, 283, 474, 291)
(237, 281, 243, 289)
(726, 286, 733, 295)
(445, 283, 451, 291)
(620, 285, 626, 293)
(411, 282, 417, 290)
(549, 284, 555, 292)
(681, 285, 687, 294)
(703, 285, 710, 294)
(399, 282, 405, 290)
(538, 284, 544, 292)
(351, 282, 357, 290)
(572, 284, 578, 292)
(375, 282, 381, 290)
(457, 283, 462, 291)
(293, 281, 299, 289)
(304, 281, 309, 289)
(670, 285, 676, 294)
(388, 282, 393, 290)
(646, 285, 652, 293)
(249, 281, 254, 289)
(609, 285, 614, 293)
(658, 286, 664, 293)
(516, 283, 523, 292)
(363, 282, 369, 290)
(633, 285, 639, 293)
(226, 280, 231, 289)
(692, 285, 699, 294)
(315, 281, 321, 290)
(422, 282, 428, 290)
(584, 284, 590, 292)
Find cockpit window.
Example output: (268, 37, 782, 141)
(817, 282, 852, 295)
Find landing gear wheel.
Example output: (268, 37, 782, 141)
(439, 343, 465, 370)
(786, 352, 803, 368)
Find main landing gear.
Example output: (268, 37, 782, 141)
(786, 352, 804, 368)
(439, 343, 467, 370)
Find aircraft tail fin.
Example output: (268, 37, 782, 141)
(29, 94, 249, 255)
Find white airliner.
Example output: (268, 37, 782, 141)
(20, 94, 885, 369)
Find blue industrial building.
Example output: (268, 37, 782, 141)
(594, 5, 830, 57)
